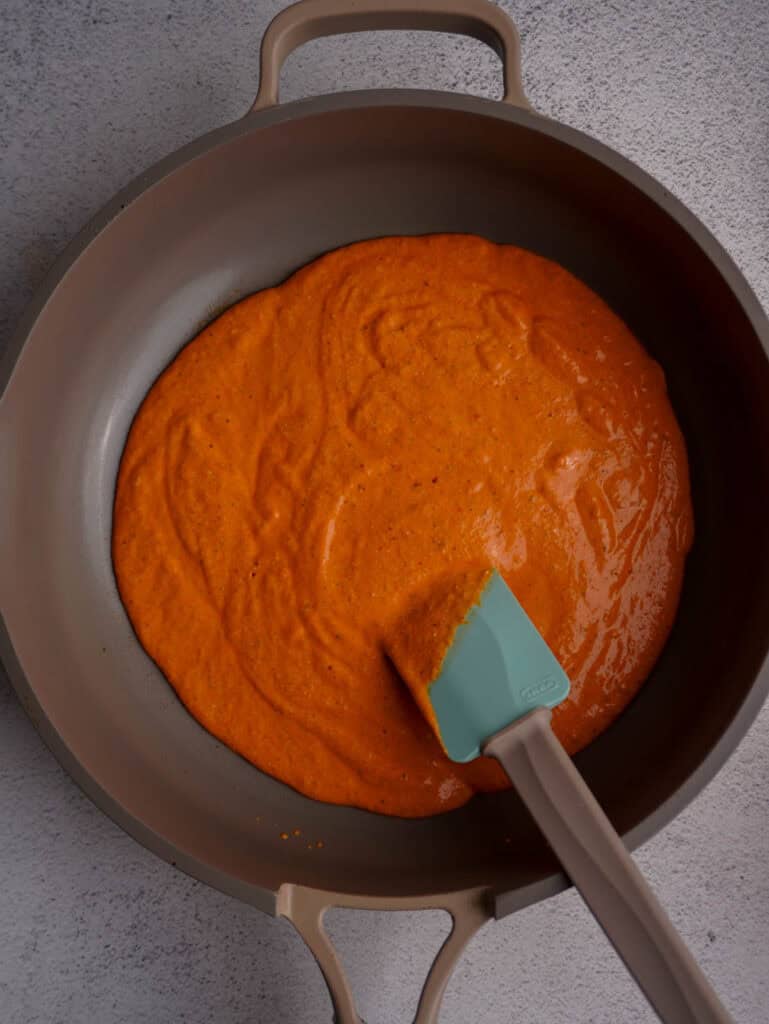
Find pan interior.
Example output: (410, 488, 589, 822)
(3, 99, 769, 910)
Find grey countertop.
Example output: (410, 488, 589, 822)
(2, 2, 768, 1022)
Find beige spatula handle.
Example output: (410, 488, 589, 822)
(484, 708, 733, 1024)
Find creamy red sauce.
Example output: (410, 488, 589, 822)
(113, 235, 693, 817)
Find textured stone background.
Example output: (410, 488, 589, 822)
(1, 1, 768, 1022)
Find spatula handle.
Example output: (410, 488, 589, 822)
(484, 708, 732, 1024)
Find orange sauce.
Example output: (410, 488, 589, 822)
(113, 235, 693, 817)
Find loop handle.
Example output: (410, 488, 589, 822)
(277, 884, 492, 1024)
(251, 0, 530, 112)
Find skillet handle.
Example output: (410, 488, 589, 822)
(277, 883, 492, 1024)
(251, 0, 530, 112)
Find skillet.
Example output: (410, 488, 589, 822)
(2, 2, 769, 1020)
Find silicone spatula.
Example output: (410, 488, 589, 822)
(387, 568, 732, 1024)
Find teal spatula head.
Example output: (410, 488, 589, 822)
(388, 568, 570, 763)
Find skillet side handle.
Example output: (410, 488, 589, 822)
(277, 883, 492, 1024)
(251, 0, 530, 113)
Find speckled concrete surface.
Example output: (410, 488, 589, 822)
(1, 2, 768, 1022)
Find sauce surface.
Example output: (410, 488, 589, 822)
(113, 235, 693, 817)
